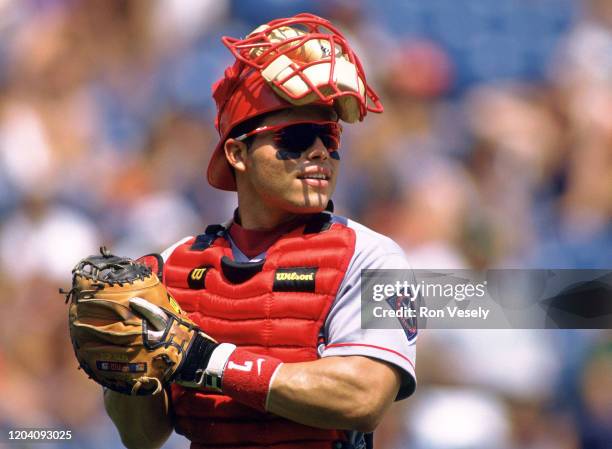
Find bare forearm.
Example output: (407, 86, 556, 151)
(266, 356, 400, 432)
(104, 388, 173, 449)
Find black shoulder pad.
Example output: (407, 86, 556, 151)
(190, 224, 226, 251)
(303, 213, 332, 235)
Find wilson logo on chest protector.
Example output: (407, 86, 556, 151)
(187, 267, 209, 289)
(273, 268, 317, 292)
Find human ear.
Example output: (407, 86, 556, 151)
(224, 139, 248, 173)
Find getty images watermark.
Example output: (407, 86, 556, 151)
(360, 269, 612, 330)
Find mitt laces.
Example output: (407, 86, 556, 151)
(59, 247, 151, 302)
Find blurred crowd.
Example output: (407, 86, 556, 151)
(0, 1, 610, 448)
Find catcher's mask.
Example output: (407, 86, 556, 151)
(207, 13, 383, 191)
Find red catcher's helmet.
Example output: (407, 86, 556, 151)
(207, 13, 383, 191)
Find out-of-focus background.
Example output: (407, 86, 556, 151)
(0, 0, 610, 448)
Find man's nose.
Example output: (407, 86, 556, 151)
(305, 136, 329, 160)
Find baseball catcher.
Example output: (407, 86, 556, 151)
(68, 13, 417, 449)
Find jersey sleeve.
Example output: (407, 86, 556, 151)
(160, 236, 193, 262)
(320, 219, 417, 400)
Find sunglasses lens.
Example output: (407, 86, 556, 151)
(275, 124, 316, 152)
(320, 130, 340, 151)
(274, 124, 340, 152)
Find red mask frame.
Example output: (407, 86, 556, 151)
(220, 13, 383, 122)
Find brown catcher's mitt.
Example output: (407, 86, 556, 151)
(63, 247, 218, 395)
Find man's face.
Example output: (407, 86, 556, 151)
(232, 106, 340, 215)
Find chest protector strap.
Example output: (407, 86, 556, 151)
(164, 213, 357, 449)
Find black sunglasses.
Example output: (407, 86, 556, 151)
(234, 121, 342, 153)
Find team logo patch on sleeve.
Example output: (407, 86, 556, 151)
(386, 293, 418, 342)
(273, 267, 317, 292)
(187, 266, 209, 290)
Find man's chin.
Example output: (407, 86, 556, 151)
(285, 198, 330, 215)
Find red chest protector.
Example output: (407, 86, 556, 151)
(163, 214, 356, 449)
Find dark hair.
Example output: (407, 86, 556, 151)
(223, 112, 274, 183)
